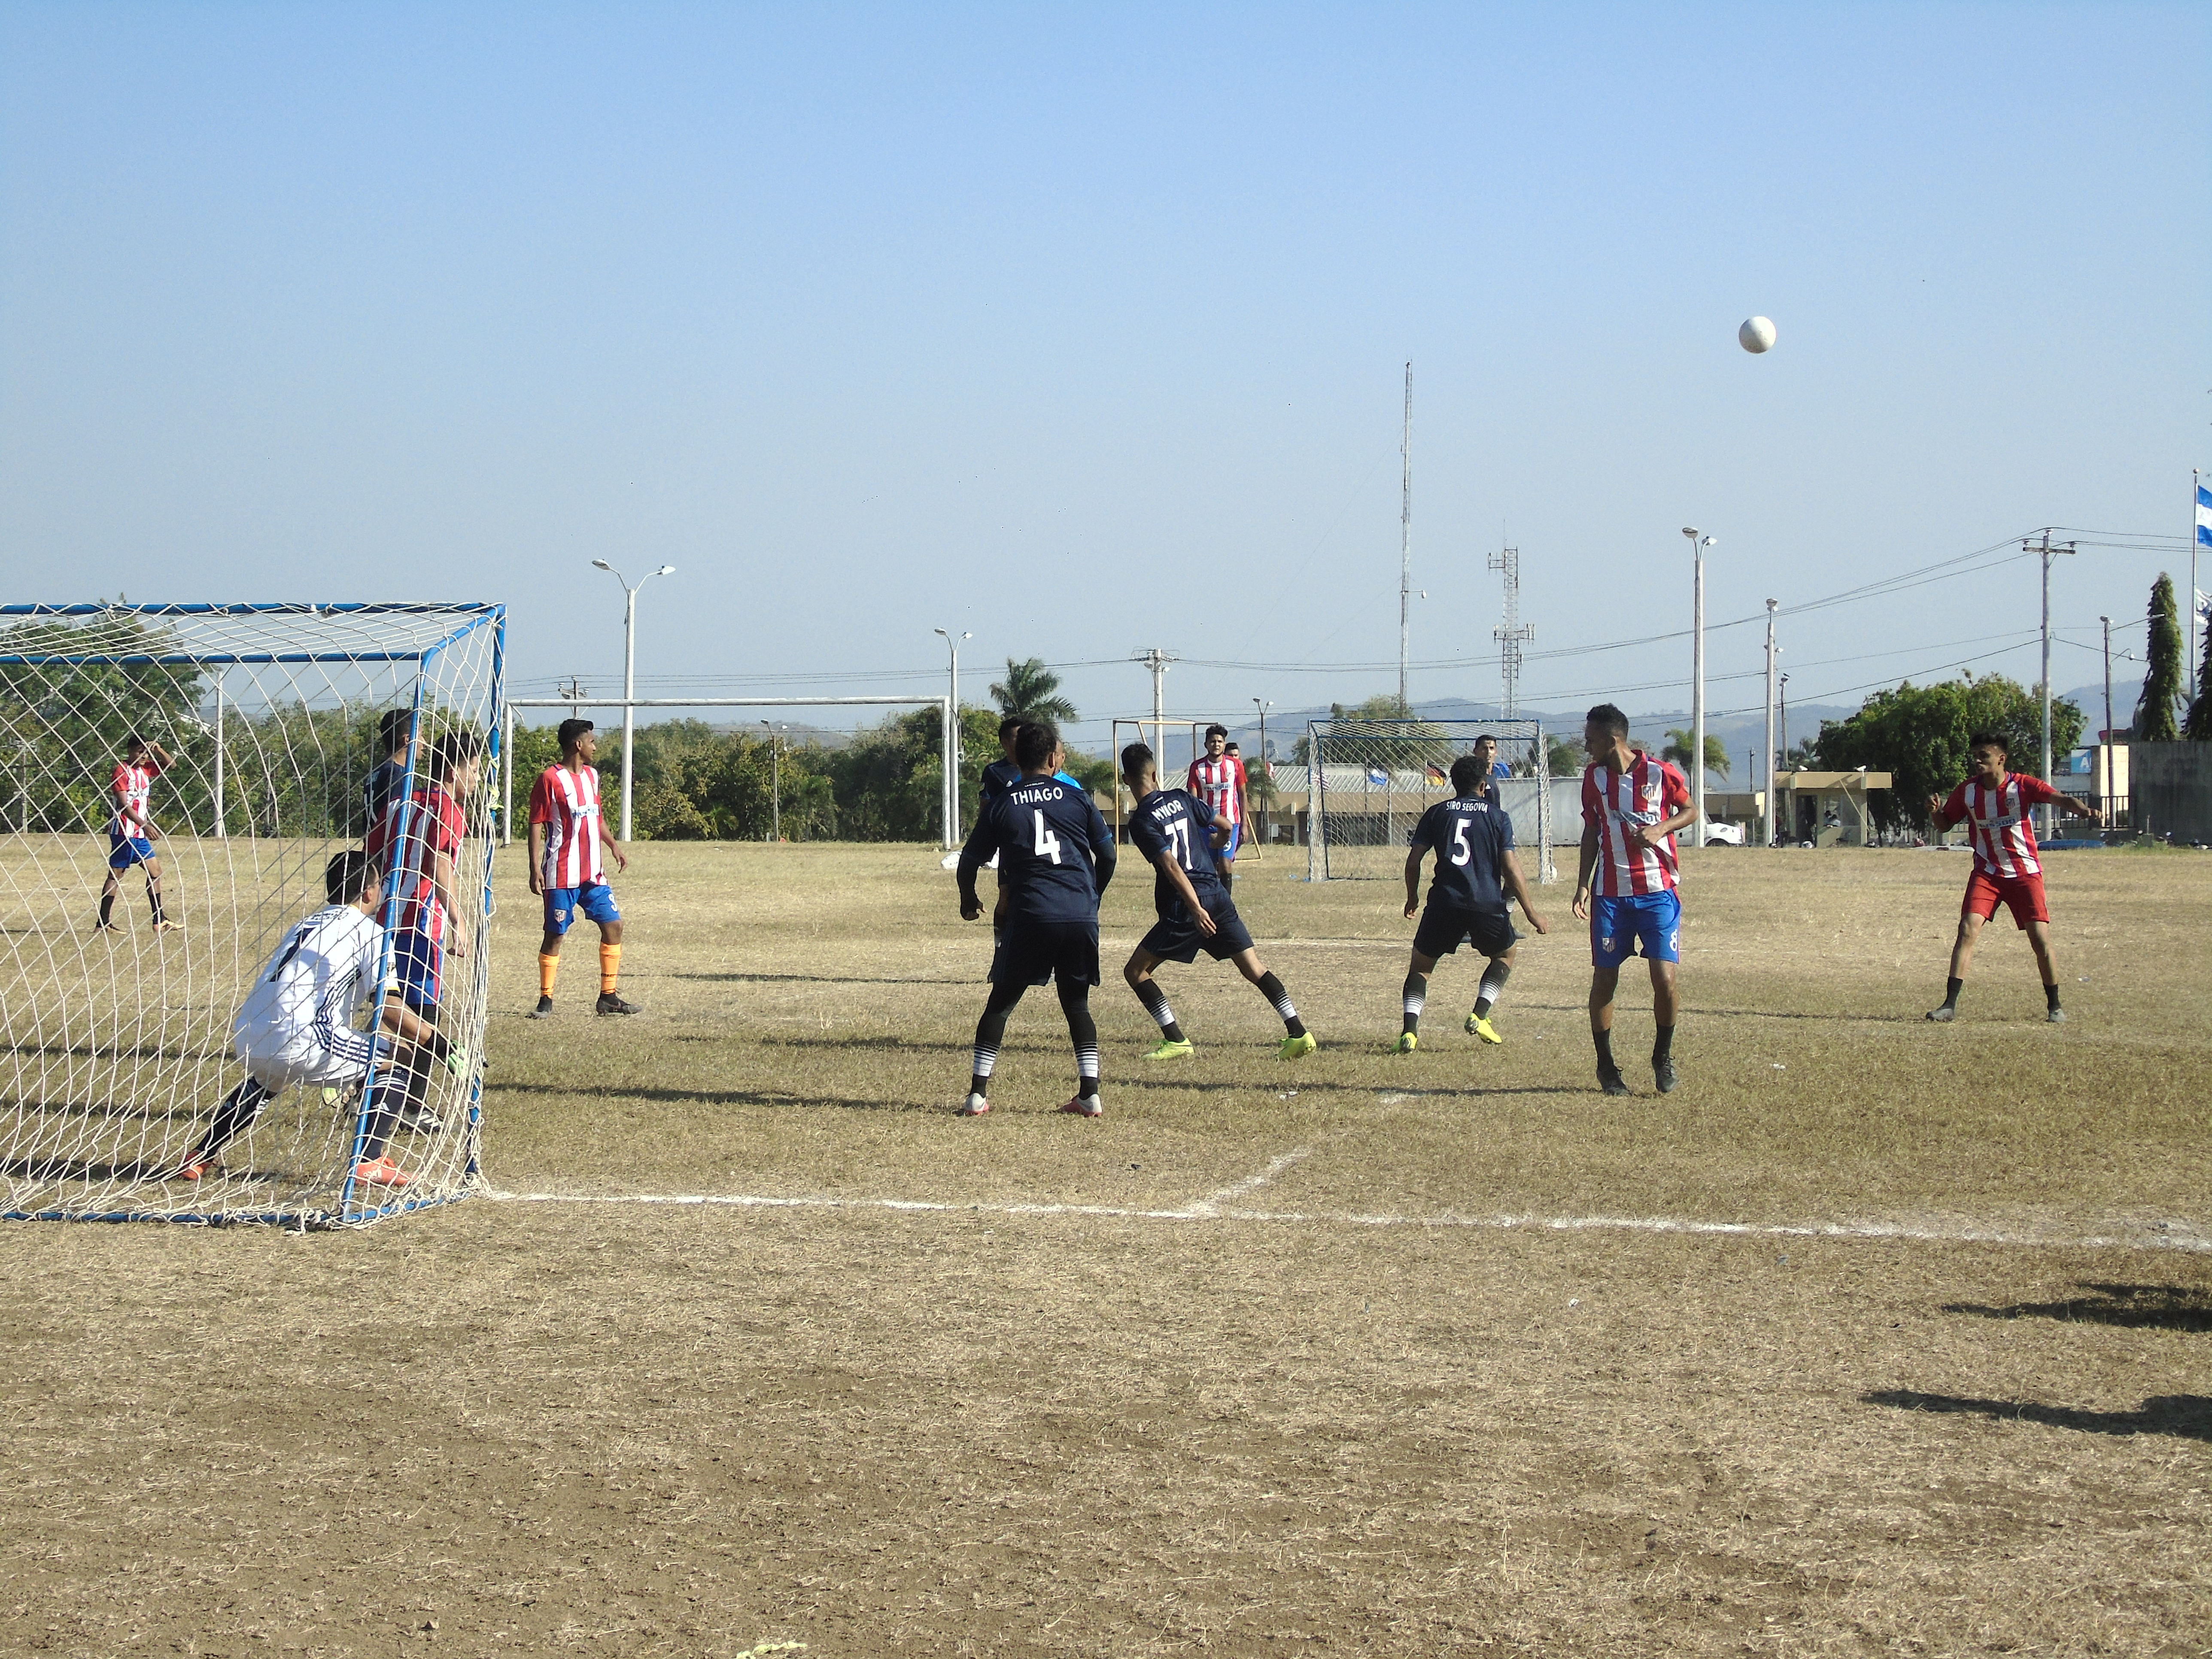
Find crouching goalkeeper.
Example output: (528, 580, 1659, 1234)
(179, 850, 455, 1189)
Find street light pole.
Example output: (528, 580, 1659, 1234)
(1682, 528, 1713, 847)
(2100, 615, 2114, 827)
(1778, 672, 1790, 843)
(935, 629, 970, 846)
(591, 559, 676, 842)
(1762, 599, 1778, 851)
(760, 722, 782, 841)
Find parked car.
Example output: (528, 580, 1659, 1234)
(1702, 820, 1745, 846)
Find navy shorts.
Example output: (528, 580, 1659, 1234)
(108, 833, 155, 871)
(544, 882, 620, 936)
(991, 918, 1100, 988)
(1591, 890, 1682, 967)
(1413, 904, 1517, 960)
(1139, 895, 1256, 965)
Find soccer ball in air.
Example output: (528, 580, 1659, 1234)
(1739, 316, 1777, 354)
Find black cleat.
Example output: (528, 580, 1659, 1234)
(528, 995, 555, 1019)
(1598, 1067, 1632, 1097)
(596, 992, 641, 1017)
(1653, 1057, 1678, 1094)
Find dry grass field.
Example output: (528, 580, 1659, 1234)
(4, 840, 2209, 1657)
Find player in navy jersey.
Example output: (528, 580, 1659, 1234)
(978, 716, 1026, 811)
(954, 720, 1117, 1117)
(1118, 744, 1316, 1060)
(1394, 753, 1549, 1053)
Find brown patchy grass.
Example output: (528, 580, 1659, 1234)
(3, 842, 2208, 1656)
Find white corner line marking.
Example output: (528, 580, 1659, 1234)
(482, 1187, 2209, 1254)
(1184, 1146, 1313, 1218)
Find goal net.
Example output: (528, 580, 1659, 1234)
(1304, 718, 1555, 883)
(0, 602, 504, 1228)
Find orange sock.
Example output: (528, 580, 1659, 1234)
(599, 942, 621, 996)
(539, 952, 560, 997)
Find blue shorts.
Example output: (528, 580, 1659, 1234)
(1590, 890, 1682, 968)
(1216, 822, 1242, 863)
(108, 833, 155, 871)
(544, 882, 620, 936)
(392, 927, 445, 1015)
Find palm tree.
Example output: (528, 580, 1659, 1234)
(990, 657, 1078, 726)
(1662, 728, 1729, 781)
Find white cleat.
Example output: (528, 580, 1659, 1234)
(957, 1092, 991, 1116)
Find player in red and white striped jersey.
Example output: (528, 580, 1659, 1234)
(97, 736, 177, 933)
(526, 718, 637, 1018)
(1924, 731, 2099, 1024)
(1187, 726, 1247, 889)
(1571, 704, 1698, 1096)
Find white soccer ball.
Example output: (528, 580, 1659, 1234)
(1739, 316, 1777, 354)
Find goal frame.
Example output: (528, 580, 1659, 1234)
(1304, 717, 1556, 884)
(0, 600, 506, 1230)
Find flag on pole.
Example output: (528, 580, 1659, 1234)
(1424, 762, 1448, 784)
(2198, 481, 2212, 548)
(1366, 766, 1389, 787)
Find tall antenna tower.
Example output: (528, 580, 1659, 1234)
(1397, 362, 1412, 712)
(1488, 542, 1534, 717)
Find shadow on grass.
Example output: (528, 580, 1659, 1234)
(1866, 1389, 2212, 1442)
(3, 1157, 174, 1183)
(492, 1080, 930, 1115)
(1942, 1282, 2212, 1334)
(674, 972, 970, 987)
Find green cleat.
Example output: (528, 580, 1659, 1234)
(1465, 1013, 1502, 1045)
(1391, 1032, 1419, 1055)
(1143, 1037, 1195, 1061)
(1279, 1032, 1318, 1060)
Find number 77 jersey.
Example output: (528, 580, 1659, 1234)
(958, 776, 1115, 922)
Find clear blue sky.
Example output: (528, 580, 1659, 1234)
(3, 3, 2206, 750)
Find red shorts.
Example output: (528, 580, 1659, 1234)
(1963, 867, 2048, 929)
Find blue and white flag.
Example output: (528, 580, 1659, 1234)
(2197, 480, 2212, 549)
(1366, 766, 1389, 787)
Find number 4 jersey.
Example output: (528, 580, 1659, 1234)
(1409, 793, 1516, 914)
(957, 775, 1116, 923)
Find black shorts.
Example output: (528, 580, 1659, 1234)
(1138, 896, 1256, 965)
(990, 918, 1101, 987)
(1413, 904, 1517, 960)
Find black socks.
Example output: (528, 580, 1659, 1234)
(1942, 976, 1963, 1011)
(1254, 971, 1305, 1038)
(1652, 1023, 1675, 1064)
(1594, 1028, 1617, 1073)
(1474, 960, 1512, 1020)
(1133, 979, 1185, 1044)
(1059, 981, 1100, 1098)
(2045, 981, 2061, 1013)
(98, 893, 114, 928)
(149, 885, 166, 926)
(1401, 972, 1427, 1036)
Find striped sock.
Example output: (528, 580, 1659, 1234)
(1401, 972, 1427, 1036)
(1134, 980, 1184, 1042)
(1255, 971, 1304, 1038)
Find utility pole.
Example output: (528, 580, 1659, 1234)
(760, 722, 783, 842)
(934, 629, 969, 845)
(2031, 531, 2076, 840)
(1136, 647, 1175, 757)
(589, 559, 676, 843)
(2100, 614, 2114, 827)
(1398, 362, 1412, 713)
(1763, 599, 1778, 850)
(1778, 672, 1790, 840)
(1488, 542, 1534, 718)
(558, 676, 588, 714)
(1682, 528, 1714, 848)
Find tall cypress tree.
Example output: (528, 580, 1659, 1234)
(2133, 575, 2183, 743)
(2186, 602, 2212, 740)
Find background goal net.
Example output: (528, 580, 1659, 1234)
(1304, 717, 1555, 884)
(0, 602, 504, 1228)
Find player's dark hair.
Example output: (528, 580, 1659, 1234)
(1586, 703, 1630, 739)
(124, 734, 146, 755)
(379, 708, 412, 753)
(1120, 741, 1155, 780)
(1450, 755, 1488, 792)
(1474, 732, 1498, 747)
(428, 729, 484, 782)
(1013, 721, 1057, 771)
(1205, 723, 1228, 740)
(558, 717, 595, 752)
(1222, 741, 1240, 753)
(325, 848, 377, 905)
(998, 716, 1024, 741)
(1967, 731, 2008, 757)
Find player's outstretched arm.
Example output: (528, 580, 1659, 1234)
(147, 741, 174, 771)
(1571, 822, 1599, 919)
(1501, 849, 1548, 934)
(1402, 843, 1425, 919)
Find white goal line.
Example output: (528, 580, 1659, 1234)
(484, 1187, 2210, 1256)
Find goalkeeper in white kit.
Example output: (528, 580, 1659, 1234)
(178, 849, 454, 1188)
